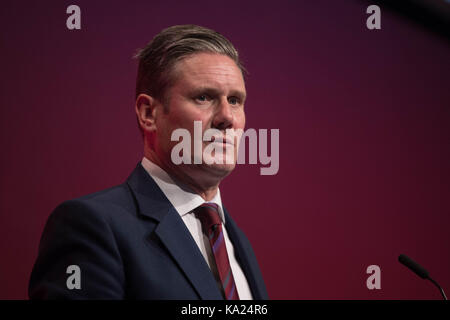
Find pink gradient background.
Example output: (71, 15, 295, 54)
(1, 0, 449, 299)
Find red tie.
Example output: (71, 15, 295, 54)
(194, 203, 240, 300)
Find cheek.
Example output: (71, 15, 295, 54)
(235, 111, 246, 129)
(172, 104, 207, 128)
(184, 111, 213, 134)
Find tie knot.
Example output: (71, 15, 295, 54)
(194, 203, 221, 233)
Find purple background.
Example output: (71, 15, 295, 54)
(1, 0, 449, 299)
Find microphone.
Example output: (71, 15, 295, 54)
(398, 254, 447, 300)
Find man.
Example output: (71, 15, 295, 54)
(29, 25, 268, 299)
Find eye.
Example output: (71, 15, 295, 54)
(228, 96, 240, 105)
(195, 94, 211, 103)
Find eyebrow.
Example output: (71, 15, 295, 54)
(189, 86, 247, 102)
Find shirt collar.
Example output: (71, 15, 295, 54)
(141, 157, 226, 223)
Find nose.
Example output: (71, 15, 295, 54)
(212, 97, 234, 131)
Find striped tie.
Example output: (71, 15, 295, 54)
(194, 203, 240, 300)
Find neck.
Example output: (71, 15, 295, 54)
(144, 147, 221, 201)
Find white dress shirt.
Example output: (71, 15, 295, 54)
(141, 157, 253, 300)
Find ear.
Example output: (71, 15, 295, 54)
(135, 94, 160, 134)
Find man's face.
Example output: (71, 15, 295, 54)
(153, 52, 246, 183)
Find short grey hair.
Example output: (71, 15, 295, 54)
(134, 24, 247, 103)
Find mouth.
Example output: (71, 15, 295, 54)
(210, 136, 234, 146)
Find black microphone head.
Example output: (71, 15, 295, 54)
(398, 254, 429, 279)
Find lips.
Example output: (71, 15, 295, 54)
(211, 136, 234, 145)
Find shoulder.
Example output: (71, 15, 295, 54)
(50, 183, 136, 224)
(30, 185, 133, 299)
(38, 183, 141, 250)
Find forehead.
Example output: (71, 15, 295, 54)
(171, 53, 245, 92)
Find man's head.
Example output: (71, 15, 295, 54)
(134, 25, 247, 194)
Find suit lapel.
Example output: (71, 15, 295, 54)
(127, 163, 222, 300)
(154, 209, 223, 299)
(224, 208, 269, 300)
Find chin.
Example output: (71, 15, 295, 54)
(206, 162, 236, 177)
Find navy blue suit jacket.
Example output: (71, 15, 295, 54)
(29, 163, 268, 299)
